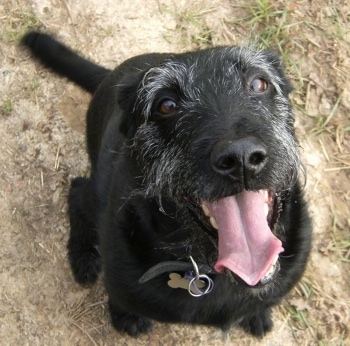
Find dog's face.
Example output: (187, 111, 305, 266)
(120, 47, 301, 287)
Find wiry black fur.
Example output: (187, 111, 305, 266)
(21, 31, 312, 338)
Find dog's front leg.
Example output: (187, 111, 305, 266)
(67, 177, 101, 285)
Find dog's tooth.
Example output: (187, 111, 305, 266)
(264, 202, 269, 217)
(266, 257, 278, 276)
(266, 264, 275, 276)
(261, 256, 279, 284)
(210, 217, 218, 229)
(261, 265, 275, 283)
(263, 190, 269, 203)
(201, 203, 211, 217)
(272, 255, 278, 266)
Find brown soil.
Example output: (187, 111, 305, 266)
(1, 0, 349, 345)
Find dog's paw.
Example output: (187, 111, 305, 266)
(68, 247, 101, 285)
(109, 302, 153, 337)
(67, 176, 100, 285)
(239, 309, 273, 337)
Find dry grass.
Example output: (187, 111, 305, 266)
(161, 2, 217, 49)
(2, 8, 41, 42)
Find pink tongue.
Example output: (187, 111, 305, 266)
(206, 190, 284, 286)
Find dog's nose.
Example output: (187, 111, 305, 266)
(211, 137, 267, 179)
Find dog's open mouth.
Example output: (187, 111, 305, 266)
(201, 190, 284, 286)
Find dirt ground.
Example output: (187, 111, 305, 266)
(0, 0, 349, 345)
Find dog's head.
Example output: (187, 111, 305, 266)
(118, 47, 301, 287)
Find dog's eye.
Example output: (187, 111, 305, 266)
(158, 99, 178, 116)
(249, 77, 268, 93)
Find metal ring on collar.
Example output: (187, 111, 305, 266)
(188, 274, 214, 297)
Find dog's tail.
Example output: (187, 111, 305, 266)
(21, 31, 111, 94)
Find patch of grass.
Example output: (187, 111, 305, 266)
(322, 2, 350, 42)
(329, 215, 350, 263)
(162, 4, 216, 49)
(96, 25, 115, 39)
(3, 9, 41, 42)
(30, 77, 41, 92)
(291, 276, 327, 342)
(0, 99, 13, 116)
(296, 278, 313, 300)
(231, 1, 290, 51)
(250, 2, 289, 46)
(287, 278, 315, 340)
(177, 7, 215, 48)
(288, 306, 312, 330)
(332, 239, 350, 263)
(310, 93, 342, 136)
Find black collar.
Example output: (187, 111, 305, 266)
(139, 259, 215, 284)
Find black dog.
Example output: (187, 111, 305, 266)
(21, 32, 312, 338)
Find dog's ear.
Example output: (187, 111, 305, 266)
(117, 72, 145, 138)
(264, 50, 293, 95)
